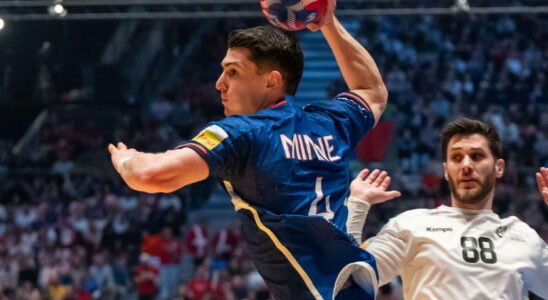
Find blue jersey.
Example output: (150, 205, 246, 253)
(179, 92, 374, 230)
(179, 92, 377, 299)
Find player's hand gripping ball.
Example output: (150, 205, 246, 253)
(260, 0, 328, 31)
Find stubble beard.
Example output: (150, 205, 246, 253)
(448, 169, 496, 205)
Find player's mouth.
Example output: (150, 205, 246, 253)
(459, 179, 478, 188)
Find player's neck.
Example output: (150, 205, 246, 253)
(257, 94, 286, 112)
(450, 190, 494, 211)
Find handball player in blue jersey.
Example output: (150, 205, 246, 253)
(109, 2, 387, 299)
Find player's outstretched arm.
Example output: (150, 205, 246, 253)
(319, 15, 388, 126)
(108, 142, 209, 193)
(536, 167, 548, 205)
(346, 169, 401, 243)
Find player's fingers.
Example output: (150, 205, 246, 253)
(373, 171, 388, 187)
(117, 142, 128, 150)
(386, 190, 401, 199)
(108, 144, 116, 154)
(541, 167, 548, 180)
(373, 190, 401, 204)
(356, 169, 370, 181)
(366, 169, 381, 184)
(380, 176, 392, 190)
(537, 173, 545, 191)
(320, 0, 336, 26)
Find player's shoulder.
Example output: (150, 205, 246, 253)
(306, 92, 370, 110)
(383, 208, 438, 230)
(502, 215, 544, 243)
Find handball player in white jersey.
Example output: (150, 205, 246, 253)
(346, 117, 548, 299)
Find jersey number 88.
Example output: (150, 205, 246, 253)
(461, 236, 498, 264)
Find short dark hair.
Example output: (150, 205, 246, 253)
(441, 117, 502, 161)
(228, 26, 304, 95)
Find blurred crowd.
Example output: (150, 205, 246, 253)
(0, 10, 547, 300)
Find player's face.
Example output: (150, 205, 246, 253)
(216, 47, 272, 116)
(443, 134, 504, 209)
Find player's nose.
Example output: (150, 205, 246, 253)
(462, 155, 473, 166)
(215, 73, 227, 92)
(461, 156, 473, 174)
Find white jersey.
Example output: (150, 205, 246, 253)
(363, 205, 548, 300)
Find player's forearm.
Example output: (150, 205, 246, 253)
(117, 152, 168, 193)
(321, 17, 388, 104)
(117, 149, 206, 193)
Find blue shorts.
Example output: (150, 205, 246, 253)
(235, 201, 378, 300)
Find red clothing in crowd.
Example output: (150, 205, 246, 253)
(141, 234, 163, 258)
(187, 278, 211, 300)
(211, 228, 238, 256)
(185, 225, 208, 258)
(159, 236, 183, 265)
(212, 280, 232, 299)
(134, 264, 160, 296)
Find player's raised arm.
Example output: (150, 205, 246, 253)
(108, 142, 209, 193)
(319, 14, 388, 126)
(536, 167, 548, 205)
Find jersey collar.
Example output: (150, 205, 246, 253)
(269, 97, 290, 108)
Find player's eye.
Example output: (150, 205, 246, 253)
(227, 69, 237, 76)
(451, 154, 462, 161)
(471, 153, 485, 160)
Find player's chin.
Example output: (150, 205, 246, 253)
(455, 189, 482, 204)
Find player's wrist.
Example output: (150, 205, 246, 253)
(348, 196, 372, 208)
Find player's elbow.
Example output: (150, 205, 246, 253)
(370, 83, 388, 110)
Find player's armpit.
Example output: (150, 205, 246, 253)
(351, 88, 387, 127)
(122, 148, 209, 193)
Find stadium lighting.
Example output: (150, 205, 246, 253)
(452, 0, 471, 13)
(48, 0, 67, 17)
(0, 18, 4, 30)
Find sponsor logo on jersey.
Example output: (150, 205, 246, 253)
(192, 125, 228, 150)
(279, 134, 341, 161)
(496, 225, 507, 238)
(426, 227, 453, 232)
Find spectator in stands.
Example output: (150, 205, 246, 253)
(14, 280, 41, 300)
(158, 226, 183, 300)
(89, 252, 114, 299)
(187, 264, 211, 300)
(134, 253, 160, 300)
(185, 221, 209, 268)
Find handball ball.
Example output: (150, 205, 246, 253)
(260, 0, 328, 31)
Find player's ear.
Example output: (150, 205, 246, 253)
(443, 162, 449, 181)
(495, 159, 505, 178)
(266, 70, 283, 90)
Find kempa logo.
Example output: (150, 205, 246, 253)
(426, 227, 453, 232)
